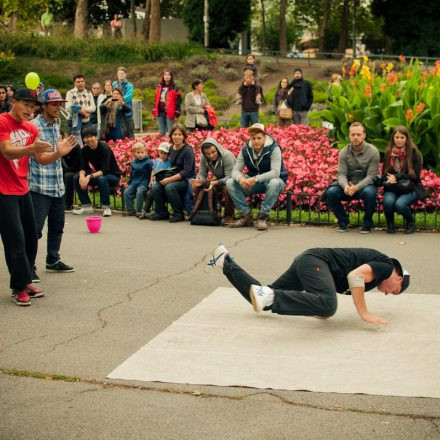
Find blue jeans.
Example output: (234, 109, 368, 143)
(74, 174, 120, 207)
(157, 113, 175, 135)
(383, 190, 418, 223)
(149, 180, 188, 218)
(124, 183, 148, 213)
(240, 111, 259, 128)
(30, 192, 65, 265)
(326, 184, 377, 228)
(226, 177, 285, 214)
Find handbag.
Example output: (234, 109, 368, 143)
(383, 179, 414, 195)
(190, 185, 221, 226)
(196, 112, 208, 127)
(278, 100, 293, 120)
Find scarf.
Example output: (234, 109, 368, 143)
(292, 79, 308, 109)
(276, 88, 288, 101)
(104, 100, 119, 129)
(390, 146, 406, 173)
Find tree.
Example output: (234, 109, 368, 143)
(131, 0, 136, 37)
(337, 0, 349, 53)
(318, 0, 330, 52)
(279, 0, 287, 56)
(149, 0, 160, 42)
(141, 0, 151, 40)
(74, 0, 88, 38)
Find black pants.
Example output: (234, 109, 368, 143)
(63, 171, 77, 209)
(30, 192, 65, 266)
(223, 252, 338, 317)
(0, 193, 37, 290)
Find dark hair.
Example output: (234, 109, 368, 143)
(112, 87, 123, 97)
(6, 85, 15, 94)
(277, 78, 289, 90)
(294, 67, 303, 74)
(169, 123, 188, 143)
(73, 74, 85, 82)
(383, 125, 422, 179)
(202, 142, 216, 150)
(191, 79, 203, 90)
(160, 69, 174, 87)
(81, 126, 98, 139)
(246, 54, 255, 61)
(0, 85, 7, 96)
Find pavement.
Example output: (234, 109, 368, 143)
(1, 213, 439, 440)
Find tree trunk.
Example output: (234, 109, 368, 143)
(142, 0, 151, 40)
(385, 34, 393, 55)
(131, 0, 137, 37)
(74, 0, 88, 38)
(149, 0, 161, 42)
(337, 0, 349, 53)
(279, 0, 287, 56)
(260, 0, 267, 53)
(318, 0, 331, 53)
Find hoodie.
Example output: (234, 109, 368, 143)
(197, 137, 236, 187)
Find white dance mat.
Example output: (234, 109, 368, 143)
(108, 288, 440, 398)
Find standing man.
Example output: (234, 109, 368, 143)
(226, 123, 287, 230)
(287, 68, 313, 125)
(112, 67, 133, 109)
(0, 88, 53, 306)
(29, 89, 77, 282)
(40, 7, 54, 36)
(237, 70, 263, 128)
(110, 14, 122, 39)
(326, 122, 380, 233)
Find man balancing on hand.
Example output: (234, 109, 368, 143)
(208, 246, 410, 325)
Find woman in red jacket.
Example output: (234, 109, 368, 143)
(152, 70, 182, 135)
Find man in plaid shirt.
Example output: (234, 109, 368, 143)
(30, 89, 77, 282)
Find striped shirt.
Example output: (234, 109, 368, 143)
(29, 114, 65, 197)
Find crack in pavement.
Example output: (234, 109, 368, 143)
(0, 334, 50, 354)
(44, 231, 264, 353)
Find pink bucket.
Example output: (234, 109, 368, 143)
(86, 215, 102, 233)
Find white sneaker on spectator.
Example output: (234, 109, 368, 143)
(103, 208, 112, 217)
(72, 206, 93, 215)
(207, 244, 229, 269)
(249, 284, 274, 312)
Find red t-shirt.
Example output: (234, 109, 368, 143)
(0, 113, 39, 195)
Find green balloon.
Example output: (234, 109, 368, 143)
(25, 72, 40, 90)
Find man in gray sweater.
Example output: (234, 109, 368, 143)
(326, 122, 380, 233)
(191, 138, 236, 224)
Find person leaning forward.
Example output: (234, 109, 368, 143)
(226, 123, 287, 230)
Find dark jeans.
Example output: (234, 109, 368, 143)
(124, 183, 148, 213)
(326, 184, 377, 228)
(149, 180, 188, 218)
(240, 111, 259, 128)
(73, 174, 120, 207)
(0, 193, 37, 290)
(30, 192, 65, 266)
(63, 171, 77, 209)
(223, 252, 337, 318)
(383, 190, 418, 223)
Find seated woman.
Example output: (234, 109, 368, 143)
(382, 125, 426, 234)
(0, 85, 11, 114)
(149, 124, 196, 222)
(184, 79, 210, 132)
(100, 87, 134, 142)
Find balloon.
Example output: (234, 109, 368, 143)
(25, 72, 40, 90)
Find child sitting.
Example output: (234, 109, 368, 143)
(139, 142, 171, 219)
(123, 142, 153, 217)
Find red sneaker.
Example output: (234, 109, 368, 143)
(12, 290, 31, 306)
(26, 284, 45, 298)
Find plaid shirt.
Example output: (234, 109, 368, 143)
(29, 114, 65, 197)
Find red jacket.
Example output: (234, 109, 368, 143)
(153, 84, 182, 119)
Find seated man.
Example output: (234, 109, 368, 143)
(326, 122, 379, 233)
(226, 123, 287, 230)
(191, 137, 236, 224)
(72, 126, 122, 217)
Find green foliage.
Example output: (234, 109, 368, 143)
(190, 64, 209, 81)
(218, 66, 239, 81)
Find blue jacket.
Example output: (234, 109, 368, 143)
(129, 157, 153, 186)
(113, 79, 134, 108)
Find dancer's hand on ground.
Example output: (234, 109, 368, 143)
(361, 313, 390, 325)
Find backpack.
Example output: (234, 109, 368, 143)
(190, 186, 221, 226)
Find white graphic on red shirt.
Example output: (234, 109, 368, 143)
(10, 129, 32, 169)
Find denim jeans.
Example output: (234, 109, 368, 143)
(383, 190, 418, 223)
(326, 184, 377, 227)
(124, 183, 148, 213)
(149, 180, 188, 218)
(226, 177, 285, 214)
(157, 113, 175, 135)
(240, 111, 259, 128)
(293, 111, 309, 126)
(74, 174, 120, 207)
(30, 192, 65, 265)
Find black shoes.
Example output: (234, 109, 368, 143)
(46, 261, 75, 273)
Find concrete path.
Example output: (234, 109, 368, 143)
(1, 214, 439, 440)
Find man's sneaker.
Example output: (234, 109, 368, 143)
(103, 208, 112, 217)
(227, 213, 254, 228)
(31, 268, 40, 283)
(72, 206, 93, 215)
(207, 244, 229, 269)
(46, 261, 75, 273)
(139, 211, 153, 220)
(249, 285, 274, 313)
(337, 223, 348, 232)
(12, 290, 31, 306)
(65, 206, 73, 213)
(26, 284, 45, 298)
(360, 226, 371, 234)
(255, 212, 269, 231)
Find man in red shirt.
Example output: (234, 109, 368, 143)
(0, 88, 53, 306)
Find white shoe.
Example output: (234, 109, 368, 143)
(207, 244, 229, 269)
(103, 208, 112, 217)
(249, 284, 274, 313)
(72, 206, 93, 215)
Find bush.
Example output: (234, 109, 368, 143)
(313, 90, 328, 104)
(218, 66, 240, 81)
(190, 64, 210, 81)
(204, 78, 217, 89)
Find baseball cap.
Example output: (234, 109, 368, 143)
(247, 123, 266, 135)
(158, 142, 170, 153)
(391, 258, 410, 293)
(38, 82, 45, 88)
(39, 89, 67, 104)
(14, 88, 40, 103)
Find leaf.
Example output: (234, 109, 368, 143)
(382, 117, 401, 127)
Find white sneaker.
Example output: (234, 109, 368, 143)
(103, 208, 112, 217)
(207, 244, 229, 269)
(72, 206, 93, 215)
(249, 284, 274, 313)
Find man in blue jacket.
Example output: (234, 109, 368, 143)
(112, 67, 133, 109)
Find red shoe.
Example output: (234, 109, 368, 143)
(26, 284, 45, 298)
(12, 290, 31, 306)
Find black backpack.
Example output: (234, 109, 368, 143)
(190, 187, 221, 226)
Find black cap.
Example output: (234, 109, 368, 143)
(391, 258, 410, 293)
(13, 88, 40, 103)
